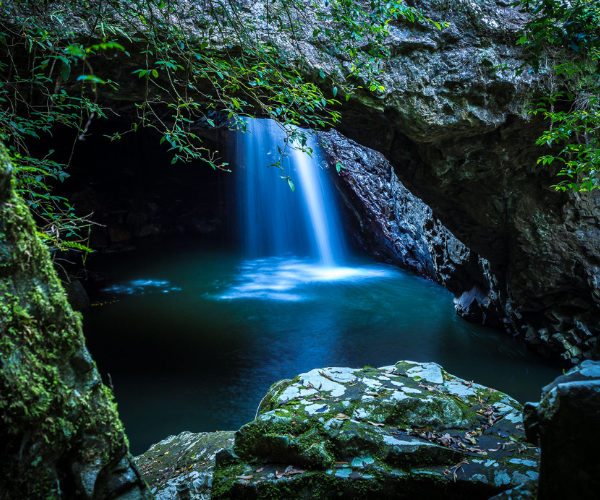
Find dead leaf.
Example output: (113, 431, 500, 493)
(283, 466, 305, 476)
(319, 371, 338, 383)
(255, 468, 264, 473)
(367, 421, 384, 427)
(238, 475, 253, 480)
(335, 413, 351, 420)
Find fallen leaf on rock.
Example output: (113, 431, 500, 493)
(443, 459, 469, 482)
(319, 371, 338, 383)
(418, 383, 439, 392)
(255, 468, 264, 473)
(275, 471, 283, 479)
(465, 446, 487, 455)
(237, 475, 253, 480)
(368, 421, 384, 427)
(283, 466, 305, 476)
(335, 413, 351, 420)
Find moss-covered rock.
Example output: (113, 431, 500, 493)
(0, 141, 152, 500)
(135, 361, 540, 499)
(134, 360, 534, 499)
(135, 431, 235, 499)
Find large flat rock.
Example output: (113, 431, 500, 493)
(212, 361, 538, 498)
(136, 361, 539, 499)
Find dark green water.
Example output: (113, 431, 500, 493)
(84, 241, 562, 455)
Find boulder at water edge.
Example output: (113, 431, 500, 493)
(136, 431, 235, 499)
(523, 360, 600, 500)
(137, 361, 539, 499)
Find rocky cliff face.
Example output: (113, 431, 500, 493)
(319, 129, 504, 328)
(0, 142, 151, 499)
(85, 0, 599, 362)
(318, 0, 600, 363)
(13, 0, 599, 361)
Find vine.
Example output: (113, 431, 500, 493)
(1, 0, 444, 258)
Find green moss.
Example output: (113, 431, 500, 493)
(0, 142, 142, 498)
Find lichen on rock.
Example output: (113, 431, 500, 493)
(135, 431, 236, 500)
(139, 360, 539, 499)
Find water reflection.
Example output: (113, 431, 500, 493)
(219, 257, 391, 301)
(84, 243, 563, 455)
(102, 279, 181, 295)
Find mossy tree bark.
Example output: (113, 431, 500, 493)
(0, 141, 152, 499)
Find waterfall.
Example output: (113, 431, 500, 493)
(236, 119, 346, 266)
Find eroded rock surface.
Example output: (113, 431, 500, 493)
(205, 361, 539, 499)
(135, 431, 235, 500)
(319, 129, 503, 328)
(12, 0, 600, 358)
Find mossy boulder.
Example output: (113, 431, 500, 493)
(0, 142, 152, 499)
(205, 360, 539, 499)
(135, 431, 235, 499)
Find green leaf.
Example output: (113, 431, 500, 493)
(152, 69, 159, 78)
(76, 75, 106, 84)
(60, 60, 71, 82)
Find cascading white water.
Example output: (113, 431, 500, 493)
(292, 146, 335, 266)
(236, 118, 346, 266)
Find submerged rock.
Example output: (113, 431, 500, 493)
(142, 361, 538, 499)
(523, 360, 600, 500)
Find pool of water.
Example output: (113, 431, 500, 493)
(83, 240, 562, 455)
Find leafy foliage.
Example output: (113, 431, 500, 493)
(1, 0, 444, 258)
(516, 0, 600, 191)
